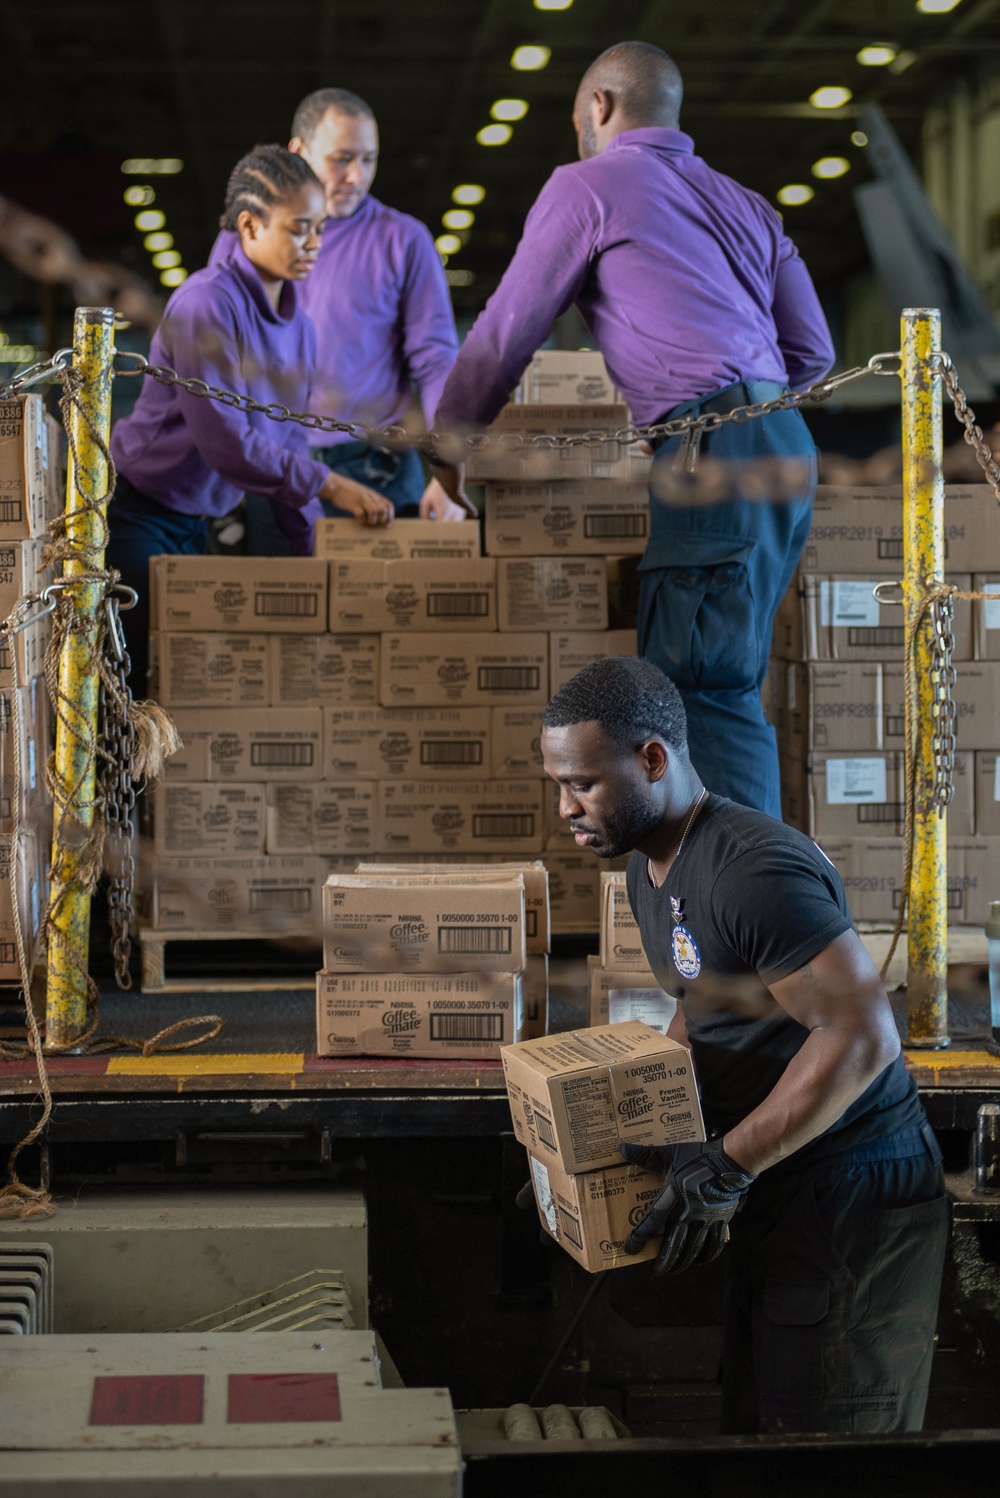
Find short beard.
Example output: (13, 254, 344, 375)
(583, 784, 662, 859)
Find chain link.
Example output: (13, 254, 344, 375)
(929, 590, 957, 816)
(96, 595, 137, 990)
(0, 347, 75, 400)
(932, 352, 1000, 502)
(131, 350, 900, 453)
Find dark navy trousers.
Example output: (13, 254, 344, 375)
(244, 441, 425, 555)
(638, 381, 817, 818)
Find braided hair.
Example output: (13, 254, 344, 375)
(219, 144, 322, 231)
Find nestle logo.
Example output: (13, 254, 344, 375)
(599, 1238, 628, 1254)
(213, 584, 247, 611)
(382, 1008, 421, 1034)
(617, 1095, 653, 1122)
(332, 945, 363, 961)
(432, 809, 465, 834)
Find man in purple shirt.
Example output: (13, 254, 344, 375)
(218, 87, 467, 551)
(436, 42, 835, 817)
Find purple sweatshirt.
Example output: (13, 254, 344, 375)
(211, 195, 458, 443)
(111, 244, 328, 551)
(436, 128, 834, 432)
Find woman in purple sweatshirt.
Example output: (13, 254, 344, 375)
(109, 143, 392, 689)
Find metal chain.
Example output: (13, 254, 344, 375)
(0, 347, 75, 399)
(928, 590, 957, 816)
(932, 352, 1000, 502)
(96, 595, 137, 990)
(118, 349, 901, 452)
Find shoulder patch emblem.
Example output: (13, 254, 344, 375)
(671, 924, 701, 979)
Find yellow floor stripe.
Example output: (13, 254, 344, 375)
(904, 1048, 1000, 1069)
(107, 1052, 305, 1076)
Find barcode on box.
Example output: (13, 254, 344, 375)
(885, 715, 905, 738)
(848, 626, 904, 648)
(478, 667, 540, 692)
(248, 887, 313, 913)
(250, 742, 315, 767)
(877, 539, 950, 561)
(536, 1114, 556, 1150)
(893, 888, 962, 912)
(438, 926, 513, 955)
(558, 1209, 583, 1249)
(254, 591, 318, 618)
(0, 941, 17, 964)
(428, 1012, 505, 1041)
(0, 502, 23, 523)
(857, 803, 904, 825)
(473, 814, 536, 838)
(526, 910, 537, 939)
(420, 741, 484, 766)
(583, 513, 647, 539)
(426, 592, 490, 618)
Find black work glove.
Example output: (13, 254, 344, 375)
(620, 1141, 757, 1275)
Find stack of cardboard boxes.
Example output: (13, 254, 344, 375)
(587, 871, 674, 1030)
(502, 1019, 705, 1271)
(0, 394, 61, 983)
(771, 483, 1000, 926)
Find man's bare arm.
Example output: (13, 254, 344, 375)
(722, 929, 901, 1175)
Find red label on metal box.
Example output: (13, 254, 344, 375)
(227, 1372, 342, 1423)
(90, 1374, 205, 1425)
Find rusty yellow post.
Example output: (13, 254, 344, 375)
(45, 307, 115, 1051)
(901, 307, 949, 1048)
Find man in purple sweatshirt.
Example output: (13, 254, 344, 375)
(435, 42, 835, 818)
(214, 87, 466, 551)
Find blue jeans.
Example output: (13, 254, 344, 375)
(637, 381, 817, 817)
(722, 1124, 948, 1433)
(244, 441, 425, 556)
(105, 474, 208, 695)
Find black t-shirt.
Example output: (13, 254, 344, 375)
(626, 794, 923, 1166)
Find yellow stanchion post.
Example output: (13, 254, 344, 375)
(45, 306, 115, 1051)
(901, 307, 949, 1048)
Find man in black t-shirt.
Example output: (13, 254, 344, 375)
(540, 655, 947, 1435)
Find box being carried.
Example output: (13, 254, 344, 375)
(151, 556, 327, 633)
(527, 1153, 661, 1273)
(502, 1020, 704, 1173)
(322, 871, 527, 973)
(315, 969, 523, 1059)
(313, 517, 481, 561)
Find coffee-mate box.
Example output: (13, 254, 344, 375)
(496, 557, 608, 632)
(328, 558, 497, 632)
(270, 633, 380, 707)
(152, 782, 265, 856)
(502, 1020, 704, 1174)
(527, 1152, 661, 1273)
(600, 871, 645, 969)
(379, 779, 544, 855)
(0, 395, 49, 538)
(151, 556, 327, 633)
(380, 632, 549, 707)
(322, 872, 527, 973)
(161, 708, 323, 783)
(315, 969, 523, 1059)
(355, 860, 550, 954)
(148, 632, 270, 707)
(313, 517, 481, 561)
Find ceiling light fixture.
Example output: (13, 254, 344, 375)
(121, 158, 183, 175)
(811, 156, 850, 179)
(809, 86, 853, 109)
(134, 209, 166, 231)
(123, 185, 155, 207)
(160, 267, 188, 287)
(452, 184, 486, 206)
(436, 233, 462, 256)
(889, 50, 918, 72)
(442, 209, 474, 231)
(477, 123, 513, 146)
(776, 184, 815, 206)
(851, 130, 869, 147)
(916, 0, 961, 13)
(511, 44, 551, 71)
(534, 0, 573, 9)
(857, 44, 897, 66)
(491, 98, 529, 122)
(445, 268, 476, 286)
(143, 231, 173, 252)
(151, 250, 182, 269)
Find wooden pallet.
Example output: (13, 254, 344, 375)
(139, 928, 318, 995)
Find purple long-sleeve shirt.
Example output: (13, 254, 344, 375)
(211, 195, 459, 443)
(436, 128, 834, 432)
(111, 244, 328, 550)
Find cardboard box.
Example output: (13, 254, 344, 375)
(467, 404, 650, 482)
(0, 396, 49, 538)
(315, 969, 523, 1059)
(0, 679, 47, 835)
(550, 630, 637, 695)
(600, 872, 646, 969)
(975, 754, 1000, 835)
(789, 750, 974, 840)
(823, 835, 999, 926)
(0, 613, 48, 690)
(492, 707, 543, 778)
(523, 953, 549, 1039)
(328, 558, 496, 632)
(152, 782, 265, 857)
(265, 781, 378, 856)
(527, 1153, 660, 1273)
(0, 537, 47, 623)
(777, 573, 973, 663)
(802, 486, 997, 574)
(321, 871, 526, 973)
(324, 706, 490, 780)
(544, 778, 574, 848)
(607, 556, 642, 629)
(502, 1020, 704, 1173)
(379, 779, 544, 855)
(484, 480, 649, 556)
(781, 662, 884, 753)
(161, 708, 323, 782)
(496, 557, 608, 632)
(973, 573, 1000, 659)
(587, 956, 675, 1030)
(544, 850, 601, 933)
(356, 859, 550, 955)
(313, 517, 481, 561)
(884, 661, 1000, 752)
(380, 633, 549, 706)
(150, 854, 321, 935)
(270, 633, 379, 707)
(151, 556, 327, 633)
(516, 350, 618, 406)
(148, 632, 270, 707)
(0, 831, 42, 981)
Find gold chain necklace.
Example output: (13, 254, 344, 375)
(647, 788, 708, 891)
